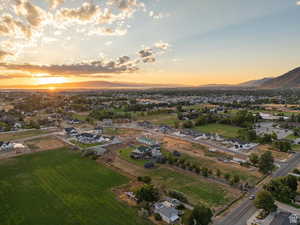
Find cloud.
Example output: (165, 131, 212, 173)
(297, 1, 300, 5)
(0, 14, 32, 38)
(0, 50, 12, 60)
(149, 11, 170, 20)
(154, 41, 170, 50)
(0, 71, 32, 79)
(0, 56, 138, 77)
(15, 0, 47, 27)
(107, 0, 145, 19)
(46, 0, 64, 9)
(89, 27, 127, 36)
(57, 2, 100, 23)
(138, 41, 169, 63)
(98, 8, 120, 24)
(138, 48, 156, 63)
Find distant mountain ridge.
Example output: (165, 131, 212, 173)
(239, 77, 273, 87)
(260, 67, 300, 88)
(0, 80, 183, 89)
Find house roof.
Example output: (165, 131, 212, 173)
(155, 204, 179, 222)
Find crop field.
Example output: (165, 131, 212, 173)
(0, 148, 150, 225)
(193, 123, 242, 138)
(147, 168, 237, 208)
(0, 129, 52, 141)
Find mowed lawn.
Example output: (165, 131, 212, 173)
(194, 123, 242, 138)
(0, 148, 151, 225)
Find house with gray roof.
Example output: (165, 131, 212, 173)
(154, 202, 179, 224)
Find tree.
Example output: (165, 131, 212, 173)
(232, 175, 240, 184)
(183, 120, 194, 128)
(216, 169, 221, 177)
(258, 151, 274, 174)
(135, 185, 160, 203)
(202, 167, 208, 177)
(249, 153, 259, 166)
(188, 204, 213, 225)
(264, 176, 298, 203)
(255, 190, 277, 212)
(137, 176, 152, 184)
(224, 173, 231, 181)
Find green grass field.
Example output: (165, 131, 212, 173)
(0, 148, 150, 225)
(286, 134, 298, 141)
(118, 147, 150, 167)
(137, 113, 179, 127)
(193, 123, 242, 138)
(147, 168, 235, 207)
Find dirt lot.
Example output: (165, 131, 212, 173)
(251, 144, 292, 161)
(25, 136, 67, 151)
(161, 136, 261, 183)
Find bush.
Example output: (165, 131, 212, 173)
(168, 190, 188, 203)
(138, 176, 152, 184)
(176, 204, 186, 210)
(154, 213, 162, 221)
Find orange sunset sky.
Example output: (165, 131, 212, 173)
(0, 0, 300, 88)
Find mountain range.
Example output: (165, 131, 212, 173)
(238, 66, 300, 88)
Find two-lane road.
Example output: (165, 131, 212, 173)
(215, 153, 300, 225)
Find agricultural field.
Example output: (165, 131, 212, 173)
(0, 148, 150, 225)
(0, 129, 52, 141)
(137, 113, 179, 127)
(193, 123, 242, 138)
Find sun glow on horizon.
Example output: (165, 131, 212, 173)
(34, 76, 69, 85)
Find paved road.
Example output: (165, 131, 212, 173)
(215, 152, 300, 225)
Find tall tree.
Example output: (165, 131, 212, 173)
(254, 190, 277, 212)
(188, 204, 213, 225)
(258, 151, 274, 174)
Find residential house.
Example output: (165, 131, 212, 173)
(153, 202, 180, 224)
(0, 141, 13, 151)
(65, 127, 78, 136)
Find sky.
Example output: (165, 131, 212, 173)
(0, 0, 300, 88)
